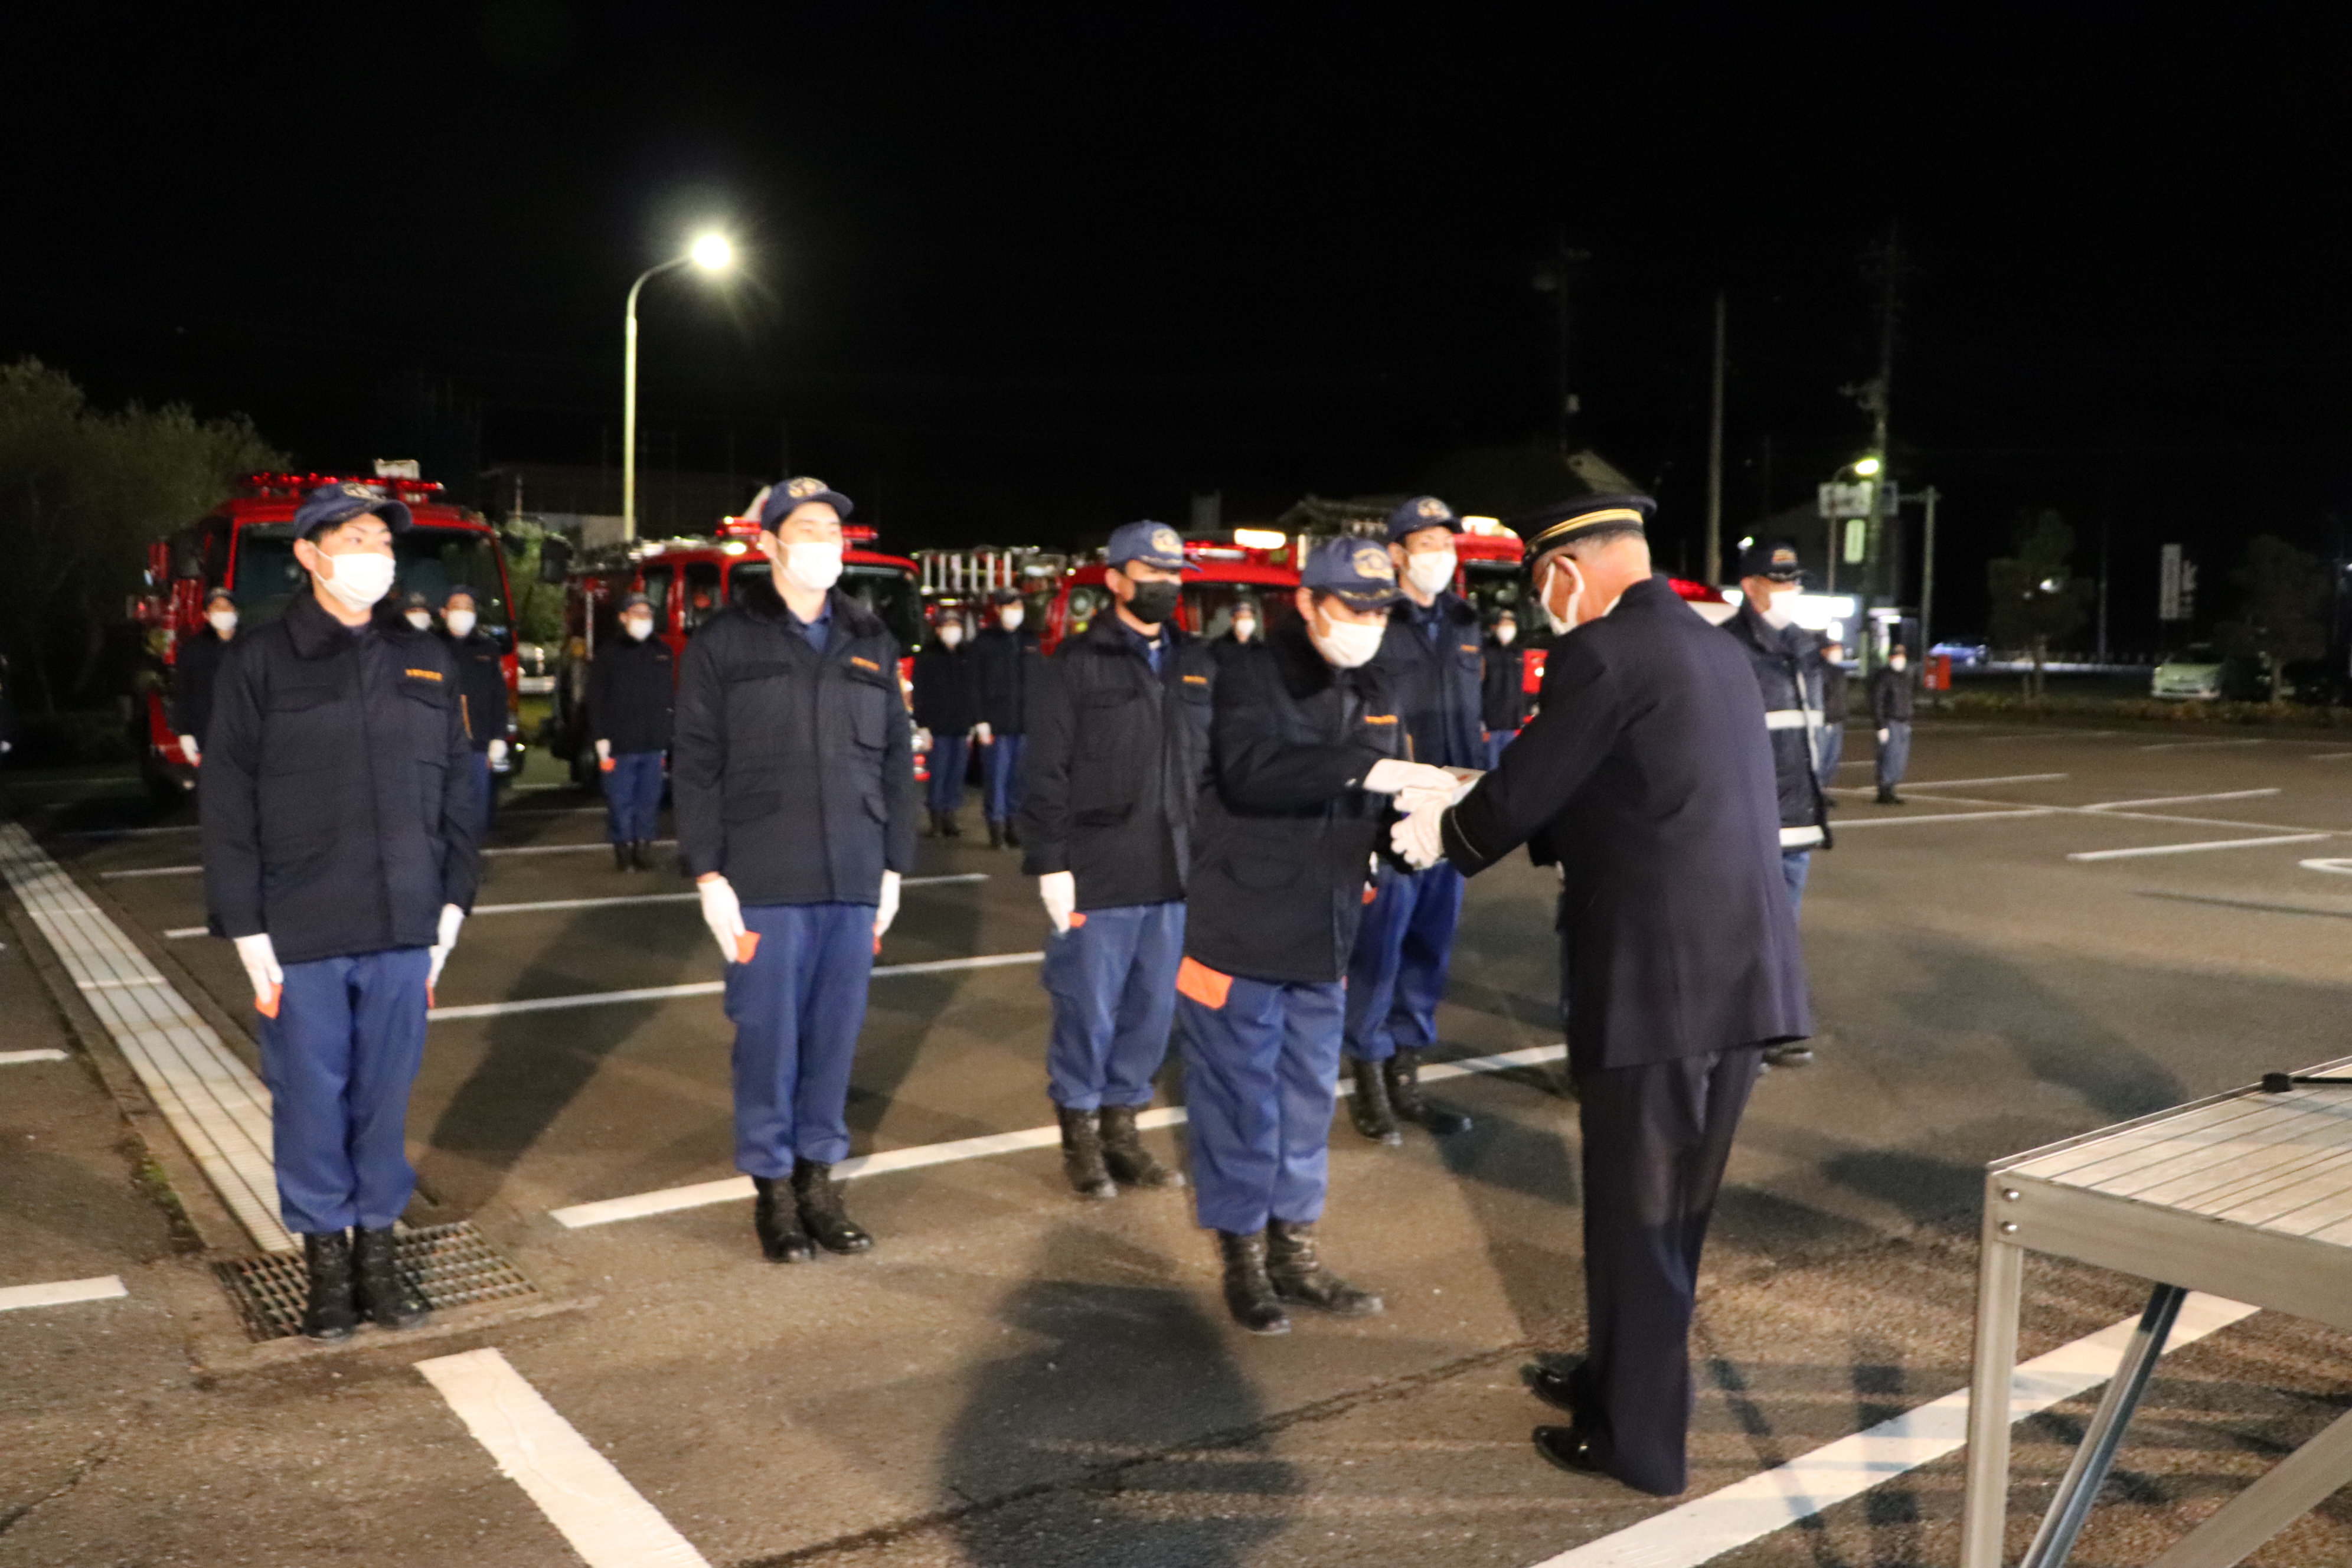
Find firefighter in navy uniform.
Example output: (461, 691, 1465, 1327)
(438, 585, 508, 837)
(1480, 610, 1532, 767)
(1177, 537, 1466, 1334)
(1342, 495, 1479, 1145)
(910, 613, 980, 838)
(171, 586, 241, 767)
(971, 587, 1040, 849)
(200, 482, 480, 1341)
(589, 592, 675, 870)
(1390, 494, 1810, 1497)
(672, 478, 916, 1263)
(1020, 521, 1210, 1200)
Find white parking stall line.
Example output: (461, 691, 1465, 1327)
(1827, 809, 2060, 829)
(1975, 729, 2116, 741)
(551, 1043, 1571, 1230)
(98, 864, 202, 880)
(1877, 773, 2067, 789)
(2137, 737, 2268, 752)
(2310, 751, 2352, 762)
(2081, 788, 2283, 812)
(2067, 834, 2331, 863)
(429, 949, 1047, 1023)
(2301, 858, 2352, 877)
(417, 1348, 710, 1568)
(1528, 1292, 2258, 1568)
(0, 1048, 71, 1066)
(0, 1276, 129, 1313)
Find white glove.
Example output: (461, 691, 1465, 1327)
(594, 737, 612, 763)
(1362, 758, 1459, 797)
(232, 932, 283, 1016)
(913, 727, 933, 753)
(426, 903, 465, 998)
(972, 721, 994, 744)
(1390, 799, 1448, 870)
(1038, 870, 1076, 935)
(178, 734, 201, 765)
(1877, 729, 1890, 743)
(874, 870, 901, 942)
(698, 874, 752, 964)
(488, 737, 509, 767)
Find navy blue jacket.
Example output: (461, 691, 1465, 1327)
(1440, 577, 1810, 1072)
(200, 591, 481, 965)
(910, 643, 981, 736)
(969, 624, 1041, 734)
(171, 627, 234, 745)
(1480, 637, 1533, 731)
(1184, 619, 1407, 986)
(1018, 615, 1214, 910)
(587, 635, 676, 755)
(1371, 590, 1485, 769)
(441, 629, 511, 754)
(1719, 602, 1830, 849)
(671, 580, 916, 906)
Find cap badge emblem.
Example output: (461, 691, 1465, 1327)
(1416, 497, 1446, 518)
(1353, 545, 1394, 580)
(786, 476, 826, 498)
(1151, 526, 1182, 554)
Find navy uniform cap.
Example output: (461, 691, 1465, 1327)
(1301, 535, 1405, 609)
(1385, 494, 1461, 542)
(1741, 538, 1805, 583)
(401, 590, 433, 612)
(294, 481, 412, 538)
(988, 587, 1024, 605)
(442, 583, 479, 607)
(1515, 492, 1654, 555)
(203, 586, 236, 607)
(620, 592, 655, 612)
(758, 476, 855, 529)
(1106, 520, 1198, 573)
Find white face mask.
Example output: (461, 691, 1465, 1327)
(444, 609, 477, 639)
(1890, 653, 1907, 670)
(1541, 561, 1583, 637)
(778, 540, 844, 593)
(998, 605, 1024, 631)
(404, 609, 432, 629)
(624, 616, 654, 641)
(207, 609, 237, 636)
(1230, 618, 1256, 642)
(937, 623, 963, 648)
(1310, 608, 1386, 669)
(1494, 622, 1516, 645)
(1760, 584, 1801, 629)
(1404, 548, 1458, 597)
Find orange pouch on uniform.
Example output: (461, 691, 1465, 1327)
(736, 932, 761, 964)
(1067, 912, 1087, 929)
(1176, 956, 1231, 1010)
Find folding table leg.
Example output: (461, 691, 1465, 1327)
(1961, 1234, 2026, 1568)
(2019, 1283, 2187, 1568)
(2145, 1400, 2352, 1568)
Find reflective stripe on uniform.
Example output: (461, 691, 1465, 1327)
(1763, 708, 1820, 731)
(1780, 825, 1825, 849)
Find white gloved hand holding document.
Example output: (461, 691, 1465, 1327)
(1390, 798, 1449, 871)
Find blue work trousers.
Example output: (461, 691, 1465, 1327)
(257, 947, 432, 1235)
(927, 735, 970, 815)
(603, 750, 664, 842)
(1876, 721, 1912, 790)
(726, 903, 876, 1174)
(468, 750, 495, 837)
(1343, 859, 1464, 1063)
(1781, 849, 1811, 915)
(1043, 901, 1184, 1110)
(1176, 972, 1344, 1234)
(1484, 729, 1520, 769)
(1817, 723, 1845, 782)
(982, 734, 1027, 823)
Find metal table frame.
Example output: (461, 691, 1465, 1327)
(1962, 1058, 2352, 1567)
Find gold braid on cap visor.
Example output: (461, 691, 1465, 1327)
(1529, 508, 1648, 548)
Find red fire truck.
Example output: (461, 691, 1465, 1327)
(130, 471, 526, 802)
(1040, 529, 1304, 651)
(544, 491, 925, 785)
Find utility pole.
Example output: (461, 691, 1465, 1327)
(1706, 290, 1727, 589)
(1919, 485, 1940, 664)
(1532, 235, 1590, 454)
(1853, 222, 1906, 671)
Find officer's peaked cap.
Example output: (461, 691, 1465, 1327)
(1107, 520, 1198, 573)
(1301, 536, 1405, 609)
(1515, 492, 1652, 556)
(1385, 494, 1461, 542)
(295, 481, 412, 539)
(758, 476, 854, 530)
(620, 592, 654, 611)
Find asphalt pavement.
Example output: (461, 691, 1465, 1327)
(6, 721, 2352, 1567)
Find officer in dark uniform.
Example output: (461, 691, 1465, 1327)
(201, 481, 480, 1341)
(589, 591, 675, 870)
(1870, 642, 1916, 803)
(1178, 536, 1464, 1335)
(1723, 539, 1830, 1069)
(910, 613, 979, 838)
(1342, 495, 1480, 1145)
(1390, 494, 1810, 1496)
(971, 587, 1040, 849)
(438, 585, 509, 837)
(1481, 610, 1531, 768)
(672, 477, 916, 1263)
(1019, 521, 1210, 1200)
(1210, 597, 1262, 668)
(171, 586, 241, 767)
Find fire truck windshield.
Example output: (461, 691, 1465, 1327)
(727, 560, 923, 648)
(1459, 558, 1528, 629)
(230, 525, 513, 639)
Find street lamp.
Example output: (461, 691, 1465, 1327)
(1853, 454, 1883, 478)
(622, 233, 734, 540)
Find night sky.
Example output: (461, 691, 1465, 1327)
(7, 4, 2348, 646)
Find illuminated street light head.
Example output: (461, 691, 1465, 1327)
(1853, 455, 1883, 477)
(690, 233, 734, 272)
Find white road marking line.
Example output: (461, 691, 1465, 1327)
(2137, 737, 2268, 751)
(2067, 833, 2331, 863)
(98, 864, 203, 880)
(2082, 788, 2283, 812)
(1828, 809, 2061, 828)
(2301, 858, 2352, 876)
(429, 949, 1047, 1022)
(2310, 751, 2352, 762)
(550, 1044, 1572, 1230)
(0, 1275, 129, 1312)
(0, 1048, 71, 1066)
(1975, 729, 2116, 741)
(162, 926, 207, 939)
(417, 1348, 710, 1568)
(102, 838, 687, 878)
(0, 823, 292, 1253)
(1530, 1292, 2258, 1568)
(1869, 773, 2067, 789)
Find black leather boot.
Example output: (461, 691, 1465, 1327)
(940, 811, 962, 838)
(1877, 786, 1905, 805)
(1347, 1056, 1402, 1145)
(629, 840, 651, 870)
(613, 842, 631, 873)
(1057, 1106, 1118, 1200)
(1266, 1219, 1384, 1316)
(793, 1158, 873, 1254)
(921, 809, 940, 838)
(1385, 1049, 1473, 1136)
(300, 1230, 358, 1342)
(1098, 1105, 1183, 1190)
(1762, 1043, 1815, 1067)
(752, 1175, 814, 1262)
(1217, 1230, 1290, 1335)
(1003, 820, 1021, 848)
(986, 818, 1004, 849)
(352, 1226, 428, 1329)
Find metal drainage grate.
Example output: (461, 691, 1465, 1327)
(214, 1221, 540, 1342)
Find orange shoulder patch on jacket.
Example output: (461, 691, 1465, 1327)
(1181, 673, 1208, 685)
(1360, 713, 1398, 724)
(848, 655, 881, 672)
(1175, 956, 1232, 1010)
(403, 668, 444, 682)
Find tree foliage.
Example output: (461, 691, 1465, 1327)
(0, 358, 284, 711)
(1986, 509, 2093, 698)
(2214, 534, 2329, 694)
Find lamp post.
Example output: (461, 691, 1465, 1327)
(622, 233, 733, 541)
